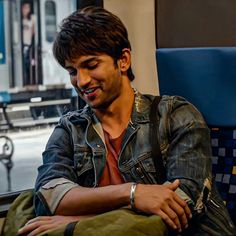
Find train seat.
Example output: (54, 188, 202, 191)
(156, 47, 236, 223)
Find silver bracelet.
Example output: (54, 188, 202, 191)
(130, 183, 137, 210)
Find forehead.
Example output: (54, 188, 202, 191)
(64, 54, 112, 67)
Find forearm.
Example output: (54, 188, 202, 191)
(55, 183, 132, 215)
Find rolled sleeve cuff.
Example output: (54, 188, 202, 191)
(40, 177, 78, 214)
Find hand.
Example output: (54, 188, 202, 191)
(17, 215, 81, 236)
(134, 179, 192, 232)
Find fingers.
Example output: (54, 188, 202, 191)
(26, 224, 57, 236)
(18, 221, 47, 236)
(157, 210, 179, 231)
(167, 192, 192, 231)
(135, 183, 192, 232)
(17, 215, 81, 236)
(166, 179, 180, 191)
(156, 196, 185, 232)
(165, 180, 192, 230)
(173, 194, 192, 220)
(169, 200, 188, 231)
(25, 216, 52, 225)
(158, 198, 191, 232)
(17, 217, 58, 236)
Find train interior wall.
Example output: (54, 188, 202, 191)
(104, 0, 159, 95)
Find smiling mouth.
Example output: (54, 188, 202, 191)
(84, 88, 97, 94)
(81, 87, 100, 98)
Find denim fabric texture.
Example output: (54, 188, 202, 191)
(34, 92, 235, 235)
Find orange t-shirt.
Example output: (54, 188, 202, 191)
(98, 130, 126, 187)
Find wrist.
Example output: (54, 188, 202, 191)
(130, 183, 138, 211)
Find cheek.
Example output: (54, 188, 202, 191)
(89, 69, 103, 78)
(90, 64, 117, 79)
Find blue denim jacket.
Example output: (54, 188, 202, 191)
(34, 92, 235, 235)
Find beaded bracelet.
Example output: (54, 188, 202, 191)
(130, 183, 137, 210)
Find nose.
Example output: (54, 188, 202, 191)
(75, 68, 91, 89)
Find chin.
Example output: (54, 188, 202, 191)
(88, 96, 116, 110)
(89, 101, 111, 110)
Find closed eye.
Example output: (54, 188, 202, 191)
(86, 63, 98, 70)
(81, 58, 101, 70)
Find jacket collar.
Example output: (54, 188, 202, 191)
(131, 90, 153, 124)
(69, 90, 153, 124)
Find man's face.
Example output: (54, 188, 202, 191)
(65, 54, 123, 110)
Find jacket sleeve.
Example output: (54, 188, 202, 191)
(159, 96, 213, 213)
(34, 117, 79, 216)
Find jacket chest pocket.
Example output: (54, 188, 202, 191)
(74, 144, 94, 186)
(121, 152, 157, 184)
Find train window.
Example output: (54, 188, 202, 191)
(45, 0, 57, 43)
(0, 0, 77, 197)
(0, 0, 6, 64)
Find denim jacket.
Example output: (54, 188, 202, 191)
(34, 92, 235, 235)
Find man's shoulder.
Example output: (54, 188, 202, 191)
(59, 105, 91, 125)
(135, 91, 193, 115)
(159, 95, 200, 113)
(141, 93, 190, 109)
(159, 95, 190, 108)
(158, 95, 207, 126)
(140, 92, 203, 120)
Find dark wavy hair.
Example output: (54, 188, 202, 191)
(53, 6, 135, 81)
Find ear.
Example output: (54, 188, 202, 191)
(118, 48, 131, 73)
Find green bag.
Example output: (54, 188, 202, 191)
(3, 190, 168, 236)
(3, 190, 36, 236)
(41, 209, 168, 236)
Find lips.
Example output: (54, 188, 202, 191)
(82, 87, 99, 98)
(84, 88, 97, 94)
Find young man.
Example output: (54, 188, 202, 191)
(18, 6, 235, 236)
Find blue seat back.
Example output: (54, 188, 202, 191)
(156, 47, 236, 127)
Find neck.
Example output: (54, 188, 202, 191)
(94, 82, 135, 139)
